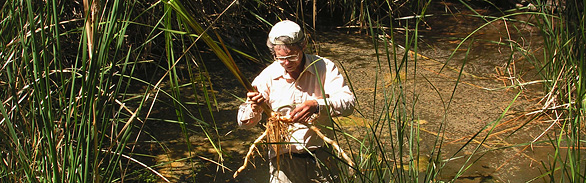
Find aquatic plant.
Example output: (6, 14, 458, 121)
(1, 0, 583, 182)
(0, 0, 224, 181)
(525, 0, 586, 181)
(0, 0, 149, 181)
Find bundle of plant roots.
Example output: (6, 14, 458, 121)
(233, 112, 354, 178)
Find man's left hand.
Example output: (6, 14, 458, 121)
(290, 100, 319, 124)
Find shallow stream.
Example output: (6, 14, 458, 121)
(139, 2, 562, 182)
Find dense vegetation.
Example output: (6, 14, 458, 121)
(1, 0, 583, 182)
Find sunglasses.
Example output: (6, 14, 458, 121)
(274, 55, 300, 63)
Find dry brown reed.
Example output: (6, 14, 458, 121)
(233, 112, 354, 178)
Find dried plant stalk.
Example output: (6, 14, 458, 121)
(266, 112, 291, 152)
(233, 113, 354, 178)
(309, 125, 355, 174)
(233, 130, 267, 178)
(233, 112, 289, 178)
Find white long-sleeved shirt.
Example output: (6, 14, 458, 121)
(237, 54, 355, 157)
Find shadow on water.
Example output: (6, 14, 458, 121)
(134, 2, 565, 183)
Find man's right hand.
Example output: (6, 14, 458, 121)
(246, 91, 265, 113)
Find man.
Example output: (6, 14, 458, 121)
(237, 20, 355, 182)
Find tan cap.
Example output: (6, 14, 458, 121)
(268, 20, 303, 44)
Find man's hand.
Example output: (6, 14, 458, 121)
(246, 91, 265, 113)
(290, 100, 319, 123)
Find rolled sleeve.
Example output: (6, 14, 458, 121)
(237, 78, 270, 129)
(237, 102, 261, 128)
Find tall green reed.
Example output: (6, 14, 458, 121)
(0, 0, 138, 181)
(329, 0, 583, 181)
(528, 0, 585, 181)
(444, 0, 586, 181)
(0, 0, 224, 182)
(0, 0, 271, 181)
(308, 0, 447, 182)
(3, 0, 583, 182)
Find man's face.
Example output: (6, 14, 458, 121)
(274, 45, 303, 73)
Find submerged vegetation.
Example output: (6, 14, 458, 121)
(1, 0, 584, 182)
